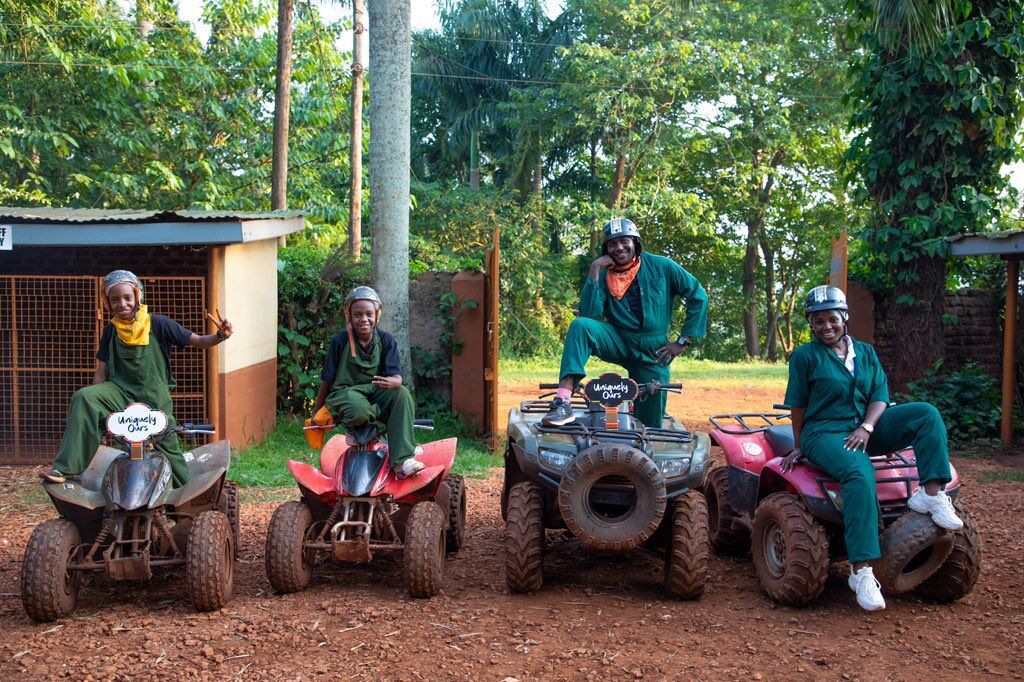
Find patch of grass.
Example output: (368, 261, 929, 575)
(15, 483, 49, 507)
(978, 470, 1024, 483)
(230, 410, 501, 489)
(500, 356, 788, 387)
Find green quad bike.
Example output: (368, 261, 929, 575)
(502, 373, 711, 599)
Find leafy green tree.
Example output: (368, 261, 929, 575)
(846, 0, 1024, 386)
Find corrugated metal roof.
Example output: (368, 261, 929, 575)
(948, 229, 1024, 257)
(0, 206, 305, 246)
(0, 207, 303, 223)
(948, 230, 1024, 243)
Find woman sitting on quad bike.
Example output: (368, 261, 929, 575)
(780, 285, 963, 612)
(309, 286, 425, 478)
(42, 270, 233, 487)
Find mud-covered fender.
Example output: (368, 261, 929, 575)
(44, 481, 107, 510)
(382, 464, 446, 502)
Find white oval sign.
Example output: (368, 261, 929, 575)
(106, 403, 168, 443)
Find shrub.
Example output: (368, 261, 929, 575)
(897, 362, 1001, 442)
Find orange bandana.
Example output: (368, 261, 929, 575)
(606, 257, 641, 300)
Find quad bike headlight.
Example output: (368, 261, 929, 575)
(658, 458, 689, 479)
(539, 448, 573, 470)
(825, 488, 843, 511)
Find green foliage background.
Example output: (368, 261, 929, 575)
(2, 0, 1020, 437)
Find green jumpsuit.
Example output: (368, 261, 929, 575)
(55, 332, 189, 487)
(559, 252, 709, 427)
(325, 337, 417, 467)
(784, 337, 952, 563)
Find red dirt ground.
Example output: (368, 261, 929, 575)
(1, 387, 1022, 679)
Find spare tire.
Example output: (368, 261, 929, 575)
(557, 444, 667, 551)
(875, 511, 954, 595)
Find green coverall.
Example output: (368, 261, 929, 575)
(559, 252, 709, 428)
(325, 339, 418, 467)
(784, 337, 952, 563)
(55, 332, 189, 487)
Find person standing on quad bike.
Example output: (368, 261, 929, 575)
(42, 270, 234, 486)
(542, 218, 709, 428)
(780, 285, 963, 612)
(310, 286, 424, 478)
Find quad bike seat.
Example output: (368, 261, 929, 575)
(764, 425, 795, 455)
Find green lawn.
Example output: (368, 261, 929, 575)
(230, 411, 501, 488)
(501, 356, 789, 387)
(231, 357, 787, 488)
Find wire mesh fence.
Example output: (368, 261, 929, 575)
(0, 275, 208, 463)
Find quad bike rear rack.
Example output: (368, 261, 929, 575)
(709, 412, 791, 434)
(815, 450, 924, 523)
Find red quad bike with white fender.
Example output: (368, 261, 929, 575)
(265, 419, 466, 598)
(706, 404, 981, 606)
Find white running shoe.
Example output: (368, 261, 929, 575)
(848, 566, 886, 612)
(908, 488, 964, 530)
(398, 457, 426, 478)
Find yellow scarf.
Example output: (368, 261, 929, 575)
(111, 304, 152, 346)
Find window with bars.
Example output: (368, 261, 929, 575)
(0, 275, 207, 463)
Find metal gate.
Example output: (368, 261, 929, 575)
(0, 275, 207, 464)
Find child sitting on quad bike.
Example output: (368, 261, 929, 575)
(309, 286, 424, 478)
(541, 218, 709, 429)
(780, 285, 963, 612)
(42, 270, 233, 487)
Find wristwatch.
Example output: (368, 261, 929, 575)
(675, 335, 690, 348)
(861, 422, 874, 434)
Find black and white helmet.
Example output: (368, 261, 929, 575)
(803, 285, 848, 318)
(600, 218, 642, 255)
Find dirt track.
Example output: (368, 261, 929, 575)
(1, 450, 1023, 680)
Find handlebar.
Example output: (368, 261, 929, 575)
(413, 419, 435, 431)
(538, 383, 560, 390)
(772, 404, 790, 411)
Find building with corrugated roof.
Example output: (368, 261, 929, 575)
(0, 207, 304, 463)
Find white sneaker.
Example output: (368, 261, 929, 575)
(907, 488, 964, 530)
(848, 566, 886, 612)
(398, 457, 426, 478)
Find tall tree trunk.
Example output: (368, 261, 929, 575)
(533, 159, 542, 199)
(469, 128, 480, 189)
(608, 153, 626, 209)
(886, 256, 947, 390)
(742, 224, 761, 359)
(136, 1, 154, 89)
(369, 0, 412, 380)
(759, 237, 778, 362)
(348, 0, 365, 259)
(271, 0, 293, 211)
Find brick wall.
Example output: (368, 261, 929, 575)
(873, 287, 1002, 380)
(409, 271, 455, 402)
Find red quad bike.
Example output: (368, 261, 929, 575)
(706, 404, 981, 606)
(265, 419, 466, 598)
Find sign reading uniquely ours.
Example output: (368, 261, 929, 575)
(584, 372, 638, 406)
(0, 225, 11, 250)
(106, 403, 168, 443)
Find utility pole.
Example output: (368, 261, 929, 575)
(348, 0, 365, 259)
(271, 0, 294, 211)
(369, 0, 413, 380)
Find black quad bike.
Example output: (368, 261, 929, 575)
(503, 373, 711, 599)
(21, 409, 238, 622)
